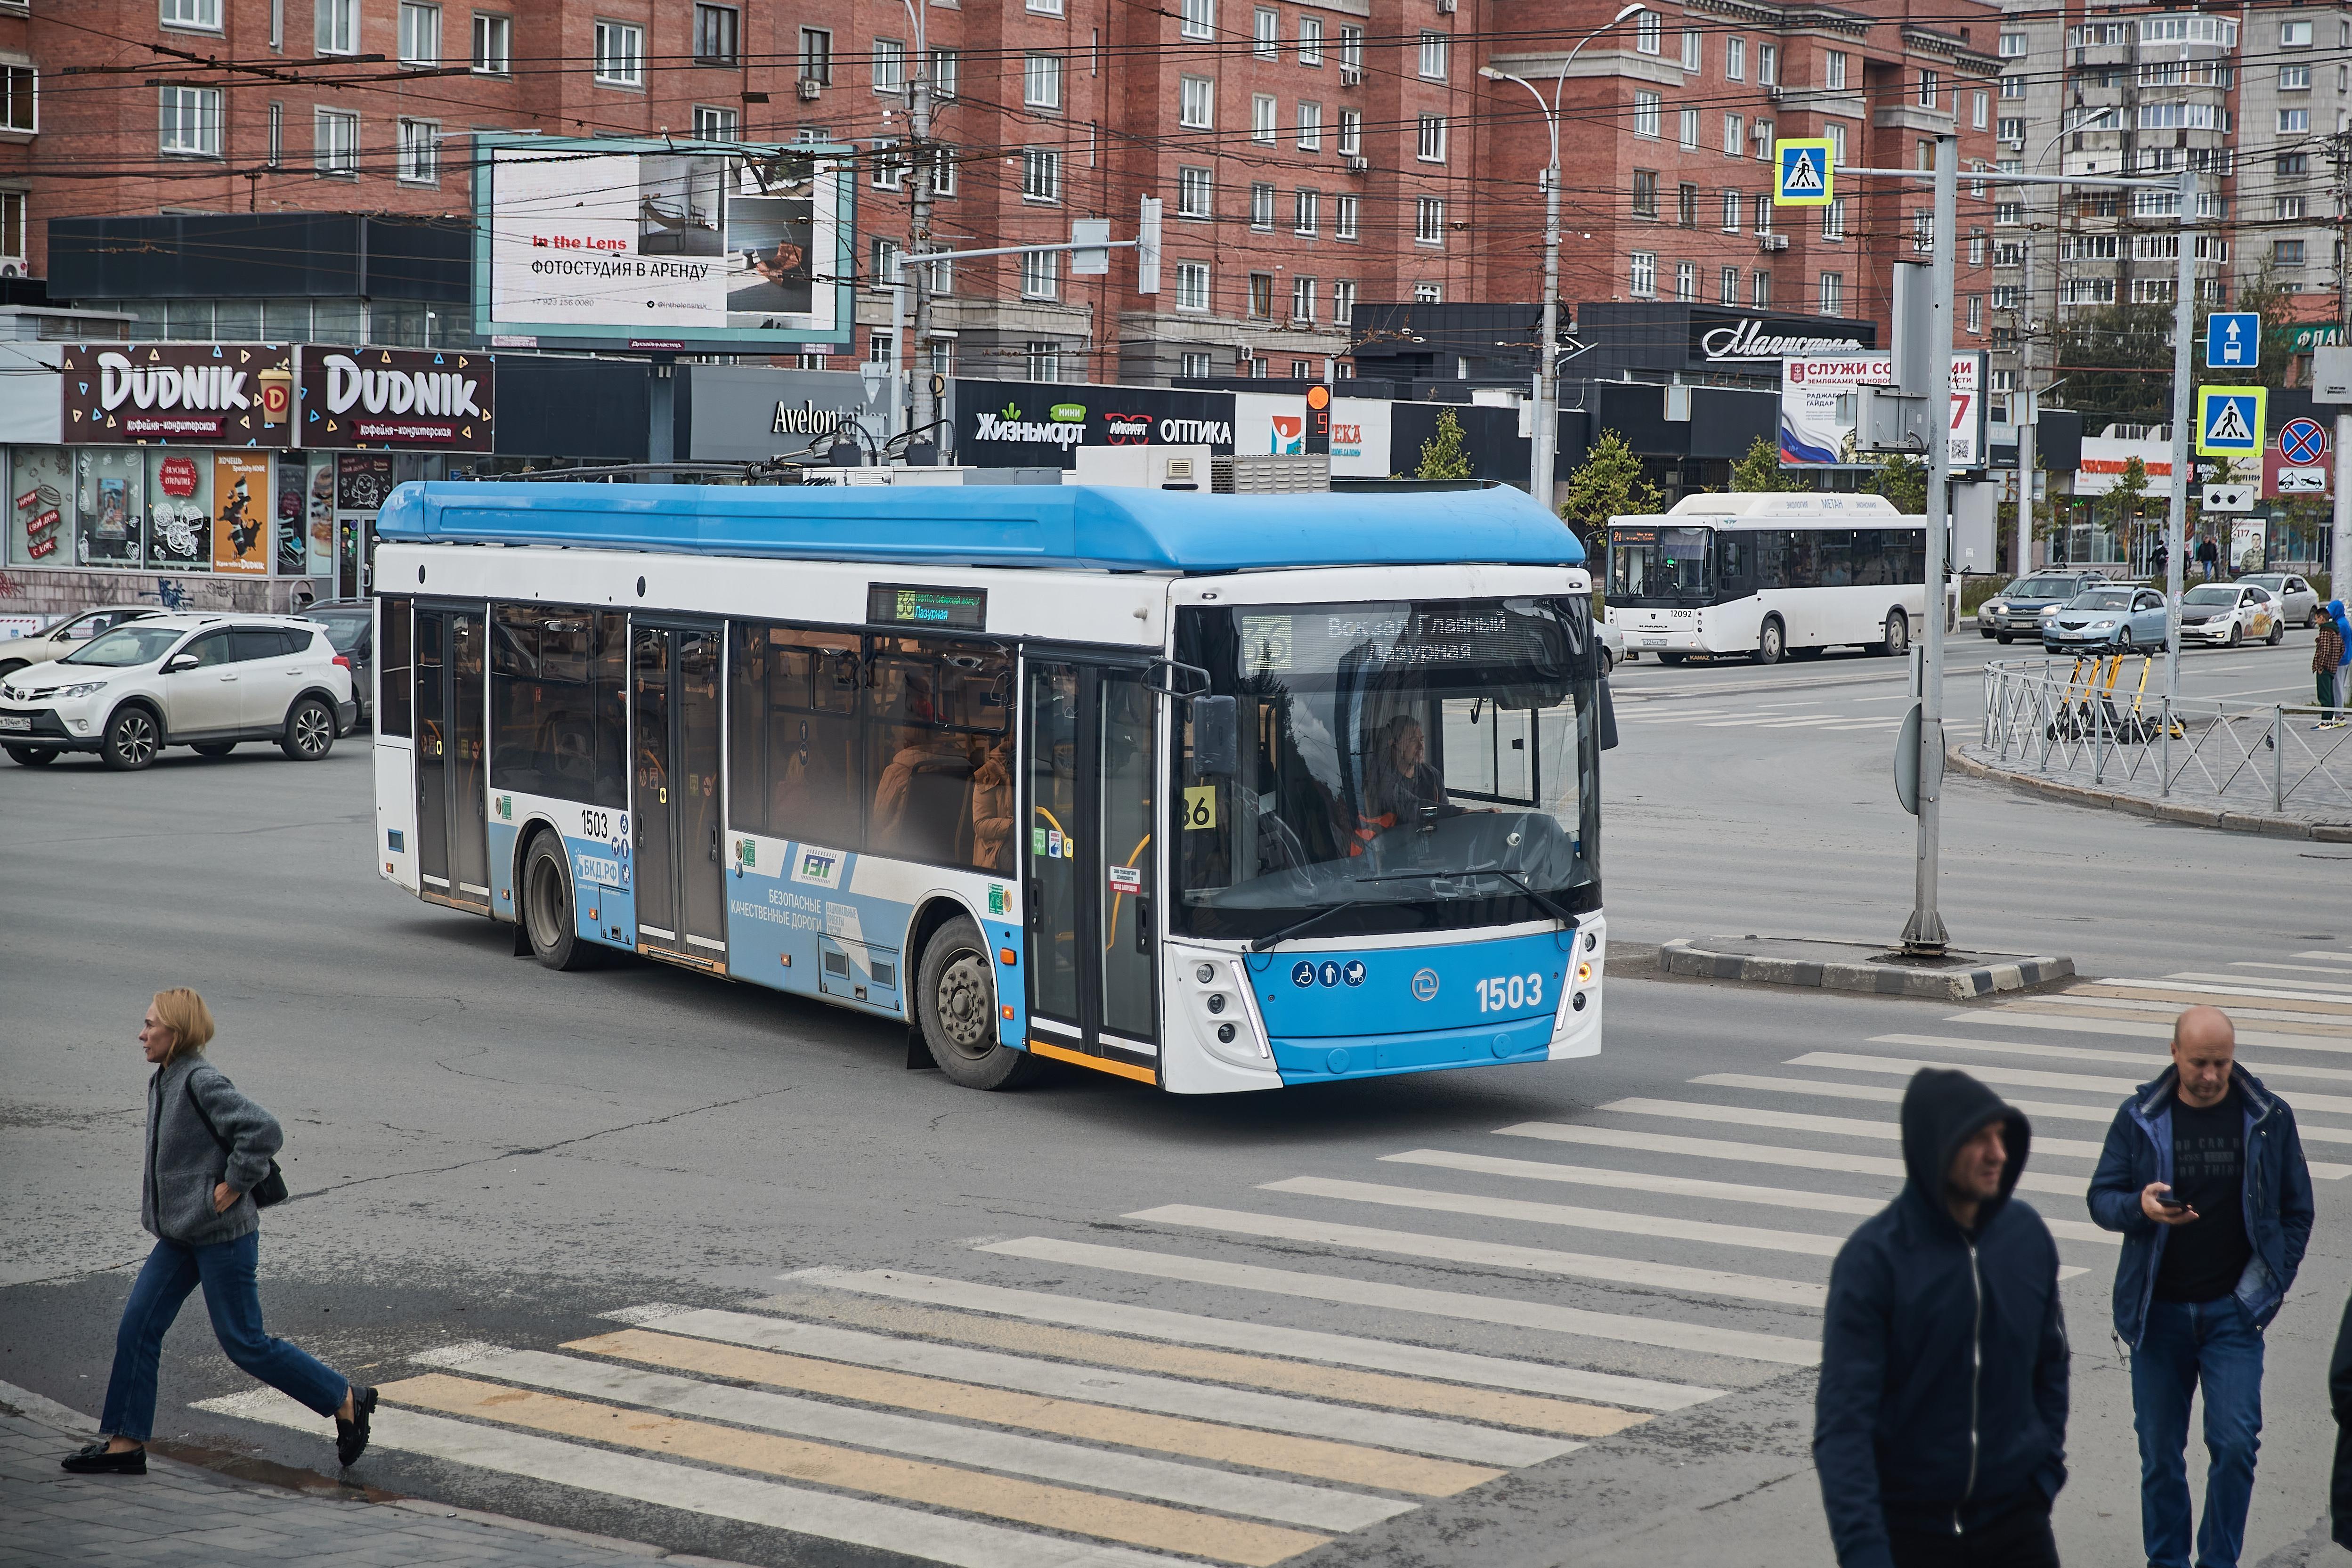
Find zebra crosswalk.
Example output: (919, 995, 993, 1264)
(195, 955, 2352, 1568)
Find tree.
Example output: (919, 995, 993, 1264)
(1560, 429, 1663, 542)
(1728, 434, 1808, 492)
(1415, 407, 1473, 480)
(2107, 455, 2150, 536)
(1867, 452, 1928, 515)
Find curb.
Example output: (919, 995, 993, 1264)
(1947, 743, 2352, 843)
(1661, 937, 2075, 1001)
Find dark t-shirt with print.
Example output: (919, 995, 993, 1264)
(2153, 1085, 2252, 1304)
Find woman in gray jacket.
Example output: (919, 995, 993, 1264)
(61, 989, 376, 1475)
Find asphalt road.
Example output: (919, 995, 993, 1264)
(4, 625, 2350, 1568)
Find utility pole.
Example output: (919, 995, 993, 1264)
(2162, 164, 2196, 700)
(904, 2, 937, 463)
(2333, 133, 2352, 589)
(2016, 228, 2036, 578)
(1903, 134, 1956, 956)
(1533, 164, 1561, 511)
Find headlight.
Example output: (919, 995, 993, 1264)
(2091, 620, 2116, 630)
(2040, 605, 2061, 617)
(1985, 601, 2007, 614)
(57, 681, 108, 699)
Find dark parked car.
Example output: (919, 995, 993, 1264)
(298, 598, 373, 728)
(1978, 570, 2111, 643)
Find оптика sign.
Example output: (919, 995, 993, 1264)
(956, 380, 1238, 469)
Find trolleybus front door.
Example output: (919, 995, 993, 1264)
(413, 603, 490, 912)
(632, 622, 728, 968)
(1024, 659, 1159, 1079)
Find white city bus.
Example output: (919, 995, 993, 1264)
(1605, 492, 1948, 665)
(370, 481, 1608, 1095)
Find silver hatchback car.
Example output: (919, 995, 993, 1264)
(2236, 572, 2320, 629)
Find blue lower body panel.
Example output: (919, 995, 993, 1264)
(1270, 1013, 1553, 1085)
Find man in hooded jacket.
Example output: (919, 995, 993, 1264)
(1816, 1066, 2069, 1568)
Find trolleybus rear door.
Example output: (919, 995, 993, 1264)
(632, 622, 728, 968)
(413, 603, 491, 912)
(1023, 658, 1160, 1079)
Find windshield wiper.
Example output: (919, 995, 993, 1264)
(1248, 898, 1376, 953)
(1358, 866, 1578, 926)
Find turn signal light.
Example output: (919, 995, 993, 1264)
(1000, 1003, 1015, 1020)
(1576, 962, 1593, 984)
(999, 947, 1017, 965)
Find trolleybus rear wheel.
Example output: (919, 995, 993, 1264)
(918, 916, 1042, 1090)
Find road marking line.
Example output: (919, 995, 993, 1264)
(2086, 980, 2352, 1016)
(595, 1308, 1562, 1469)
(976, 1236, 1819, 1366)
(2236, 961, 2352, 976)
(1984, 1002, 2352, 1046)
(378, 1372, 1329, 1568)
(1598, 1096, 2105, 1158)
(2171, 969, 2352, 995)
(755, 1289, 1638, 1438)
(1125, 1204, 1825, 1310)
(1261, 1175, 1847, 1257)
(1497, 1120, 2085, 1201)
(782, 1268, 1711, 1413)
(2295, 951, 2352, 964)
(195, 1389, 1192, 1568)
(1875, 1034, 2352, 1120)
(411, 1343, 1410, 1533)
(1379, 1148, 2118, 1247)
(1695, 716, 1830, 727)
(574, 1328, 1490, 1497)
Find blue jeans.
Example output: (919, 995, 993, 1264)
(99, 1232, 347, 1443)
(2132, 1295, 2265, 1568)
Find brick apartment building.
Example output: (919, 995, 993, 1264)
(1, 0, 1999, 387)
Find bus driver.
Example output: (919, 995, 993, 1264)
(1359, 715, 1463, 839)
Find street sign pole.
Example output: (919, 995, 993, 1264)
(1901, 134, 1956, 956)
(2163, 165, 2197, 703)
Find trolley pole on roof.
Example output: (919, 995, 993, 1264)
(1900, 133, 1956, 956)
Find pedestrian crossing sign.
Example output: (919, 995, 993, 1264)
(1774, 138, 1834, 206)
(2195, 385, 2266, 456)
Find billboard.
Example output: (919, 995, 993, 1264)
(1234, 391, 1391, 476)
(1780, 352, 1987, 471)
(298, 346, 495, 451)
(62, 343, 295, 446)
(473, 134, 855, 353)
(957, 381, 1237, 470)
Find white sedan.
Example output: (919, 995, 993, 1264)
(0, 605, 164, 678)
(2178, 583, 2284, 647)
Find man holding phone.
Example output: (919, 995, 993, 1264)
(2089, 1006, 2314, 1568)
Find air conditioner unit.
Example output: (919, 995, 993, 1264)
(1751, 122, 1773, 141)
(1761, 232, 1790, 251)
(796, 77, 823, 101)
(1339, 65, 1363, 85)
(0, 263, 19, 278)
(1344, 154, 1370, 172)
(1436, 0, 1456, 12)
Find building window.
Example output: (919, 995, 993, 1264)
(1022, 149, 1060, 202)
(1997, 117, 2026, 143)
(1629, 251, 1656, 297)
(1419, 30, 1447, 80)
(1175, 260, 1210, 311)
(1758, 43, 1776, 84)
(1722, 113, 1742, 156)
(1249, 272, 1274, 317)
(160, 85, 221, 156)
(1972, 92, 1988, 130)
(594, 21, 643, 86)
(1029, 0, 1064, 12)
(1294, 188, 1319, 233)
(1722, 189, 1741, 230)
(873, 38, 907, 95)
(0, 66, 31, 135)
(1252, 93, 1277, 143)
(1912, 211, 1932, 252)
(1024, 54, 1063, 110)
(2281, 18, 2312, 46)
(1992, 284, 2018, 309)
(1249, 182, 1274, 229)
(1181, 350, 1213, 378)
(1636, 11, 1661, 54)
(1633, 90, 1660, 138)
(1916, 68, 1938, 108)
(1020, 251, 1060, 300)
(799, 29, 832, 85)
(314, 107, 358, 173)
(1631, 169, 1658, 217)
(1253, 7, 1278, 58)
(2277, 240, 2307, 266)
(1335, 194, 1358, 239)
(1413, 282, 1441, 305)
(1418, 114, 1446, 162)
(1753, 121, 1772, 161)
(1751, 270, 1770, 307)
(397, 116, 438, 181)
(1298, 100, 1322, 150)
(1754, 195, 1771, 233)
(1177, 165, 1212, 218)
(1674, 260, 1696, 301)
(1966, 295, 1982, 333)
(1181, 0, 1214, 41)
(162, 0, 222, 27)
(1995, 199, 2022, 225)
(1823, 49, 1848, 91)
(1681, 28, 1701, 71)
(471, 12, 511, 73)
(1300, 17, 1323, 65)
(1821, 197, 1845, 239)
(693, 3, 738, 65)
(266, 100, 283, 164)
(1333, 280, 1355, 323)
(1999, 30, 2028, 56)
(693, 105, 738, 140)
(398, 2, 439, 65)
(2000, 73, 2024, 99)
(929, 48, 958, 98)
(1180, 76, 1213, 129)
(2279, 195, 2306, 221)
(1679, 108, 1700, 150)
(1414, 196, 1444, 245)
(1719, 265, 1738, 304)
(1677, 183, 1697, 227)
(1338, 109, 1362, 154)
(869, 236, 900, 286)
(870, 139, 904, 189)
(1026, 342, 1060, 381)
(316, 0, 358, 53)
(1726, 37, 1745, 80)
(2280, 109, 2310, 134)
(1818, 272, 1843, 315)
(1339, 24, 1363, 71)
(1292, 275, 1316, 321)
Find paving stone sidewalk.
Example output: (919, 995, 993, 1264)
(0, 1381, 734, 1568)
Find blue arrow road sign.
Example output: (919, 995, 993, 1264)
(2206, 312, 2260, 370)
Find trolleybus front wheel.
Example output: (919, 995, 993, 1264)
(1754, 617, 1784, 665)
(918, 916, 1042, 1090)
(522, 833, 597, 971)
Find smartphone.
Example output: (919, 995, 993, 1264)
(2154, 1187, 2190, 1211)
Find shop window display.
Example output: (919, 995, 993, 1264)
(8, 447, 71, 565)
(145, 448, 214, 572)
(75, 449, 145, 567)
(213, 452, 271, 576)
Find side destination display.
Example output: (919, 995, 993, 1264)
(868, 584, 988, 631)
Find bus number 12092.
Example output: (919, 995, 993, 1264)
(1476, 974, 1545, 1012)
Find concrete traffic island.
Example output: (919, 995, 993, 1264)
(1661, 935, 2076, 1000)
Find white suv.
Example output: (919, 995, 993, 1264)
(0, 613, 358, 771)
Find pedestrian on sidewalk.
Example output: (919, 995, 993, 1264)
(2198, 535, 2221, 582)
(2329, 1287, 2352, 1550)
(2151, 540, 2170, 584)
(2087, 1005, 2314, 1568)
(2314, 609, 2345, 725)
(2328, 602, 2352, 729)
(60, 990, 376, 1477)
(1815, 1067, 2069, 1568)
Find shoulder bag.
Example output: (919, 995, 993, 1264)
(184, 1074, 290, 1208)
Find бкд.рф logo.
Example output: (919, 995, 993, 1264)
(1411, 968, 1440, 1001)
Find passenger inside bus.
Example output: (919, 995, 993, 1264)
(870, 722, 976, 865)
(971, 736, 1014, 872)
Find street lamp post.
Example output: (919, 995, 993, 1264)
(1481, 2, 1645, 517)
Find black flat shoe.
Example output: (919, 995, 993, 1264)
(335, 1385, 377, 1467)
(60, 1440, 145, 1475)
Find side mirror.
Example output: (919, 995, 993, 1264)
(1191, 695, 1239, 777)
(1597, 675, 1619, 752)
(163, 653, 200, 674)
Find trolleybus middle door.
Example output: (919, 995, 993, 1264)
(632, 622, 728, 969)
